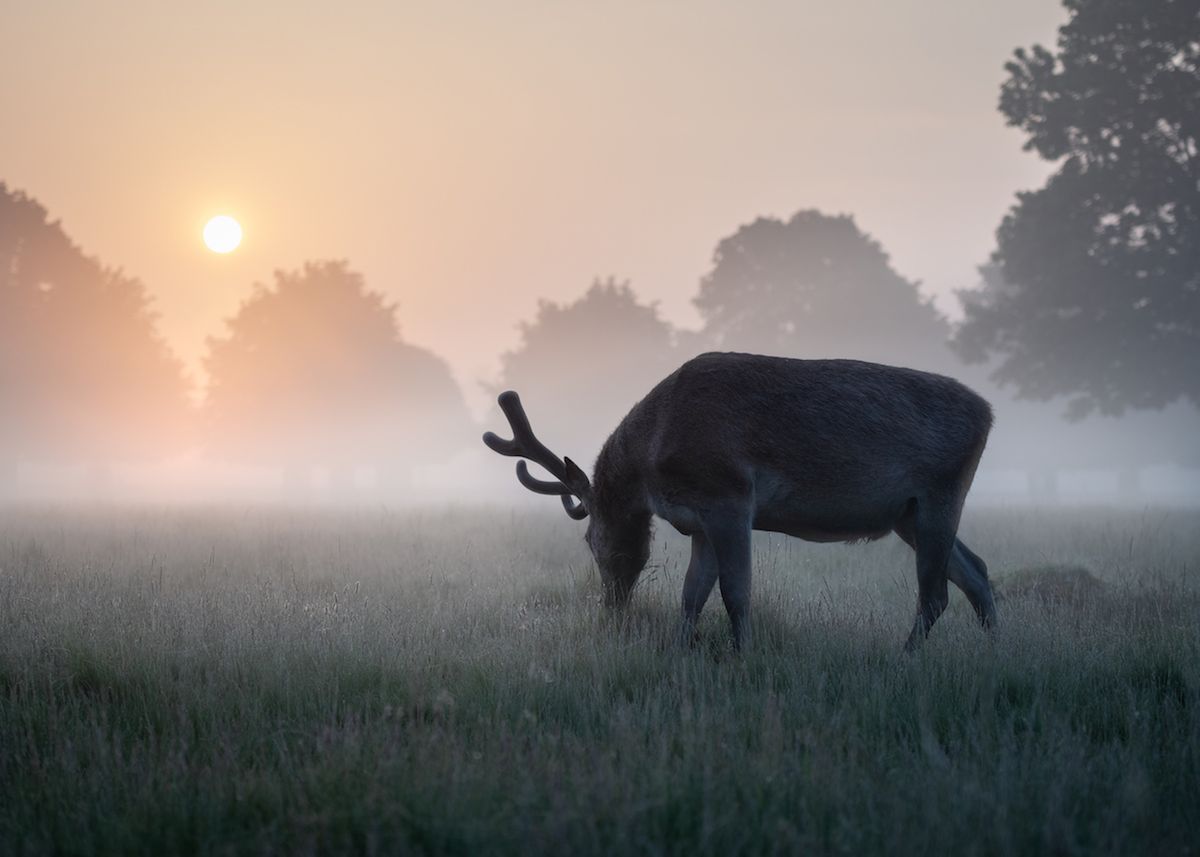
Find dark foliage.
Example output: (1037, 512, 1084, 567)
(954, 0, 1200, 417)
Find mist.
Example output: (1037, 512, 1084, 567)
(2, 197, 1198, 507)
(2, 202, 1197, 507)
(2, 0, 1197, 508)
(5, 3, 1200, 853)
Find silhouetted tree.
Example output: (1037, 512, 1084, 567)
(0, 183, 190, 479)
(953, 0, 1200, 418)
(956, 263, 1200, 484)
(494, 278, 677, 462)
(203, 261, 470, 483)
(694, 211, 954, 371)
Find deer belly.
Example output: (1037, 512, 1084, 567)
(755, 518, 893, 543)
(753, 505, 896, 542)
(752, 470, 904, 542)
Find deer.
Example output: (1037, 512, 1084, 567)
(483, 351, 996, 651)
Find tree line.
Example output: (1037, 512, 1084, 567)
(1, 0, 1196, 490)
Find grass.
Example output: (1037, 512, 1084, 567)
(0, 506, 1198, 855)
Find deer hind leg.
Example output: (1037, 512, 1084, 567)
(704, 509, 754, 651)
(950, 539, 997, 629)
(679, 531, 719, 647)
(895, 499, 956, 652)
(897, 512, 997, 633)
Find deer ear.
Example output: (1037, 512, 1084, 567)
(563, 457, 591, 496)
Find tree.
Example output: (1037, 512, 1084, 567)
(0, 183, 190, 477)
(203, 261, 470, 481)
(494, 278, 677, 463)
(954, 0, 1200, 417)
(693, 210, 954, 371)
(956, 264, 1200, 485)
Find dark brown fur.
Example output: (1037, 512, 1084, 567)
(486, 352, 996, 649)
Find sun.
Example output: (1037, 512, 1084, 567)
(203, 215, 243, 254)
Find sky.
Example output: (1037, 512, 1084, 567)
(2, 0, 1065, 411)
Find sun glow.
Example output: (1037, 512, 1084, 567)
(203, 215, 243, 253)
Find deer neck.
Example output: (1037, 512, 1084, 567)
(590, 434, 651, 521)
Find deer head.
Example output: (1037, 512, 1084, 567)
(483, 390, 650, 607)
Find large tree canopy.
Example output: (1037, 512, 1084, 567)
(0, 183, 190, 465)
(954, 0, 1200, 417)
(694, 210, 953, 371)
(203, 261, 469, 469)
(494, 278, 677, 462)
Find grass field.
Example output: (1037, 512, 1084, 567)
(1, 506, 1197, 855)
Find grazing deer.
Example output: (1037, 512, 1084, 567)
(484, 352, 996, 650)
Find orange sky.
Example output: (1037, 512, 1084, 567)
(3, 0, 1062, 410)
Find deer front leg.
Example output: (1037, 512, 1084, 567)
(679, 531, 719, 647)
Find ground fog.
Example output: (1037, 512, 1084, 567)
(1, 507, 1197, 855)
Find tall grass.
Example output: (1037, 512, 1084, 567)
(1, 507, 1197, 855)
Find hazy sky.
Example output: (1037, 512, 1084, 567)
(3, 0, 1063, 410)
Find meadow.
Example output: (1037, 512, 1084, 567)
(0, 505, 1197, 856)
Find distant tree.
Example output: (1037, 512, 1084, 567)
(494, 278, 677, 461)
(956, 263, 1200, 485)
(203, 261, 470, 481)
(0, 183, 190, 477)
(953, 0, 1200, 418)
(694, 210, 954, 371)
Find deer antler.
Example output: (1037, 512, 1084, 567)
(483, 391, 591, 520)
